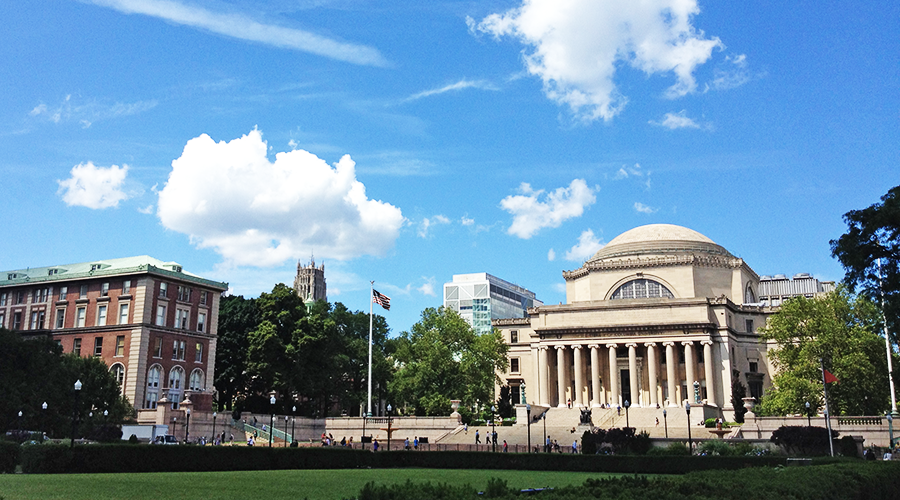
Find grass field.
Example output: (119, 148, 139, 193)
(0, 469, 617, 500)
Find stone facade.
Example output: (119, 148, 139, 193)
(294, 257, 326, 303)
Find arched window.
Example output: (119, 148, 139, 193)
(145, 365, 161, 409)
(610, 279, 674, 300)
(745, 283, 756, 304)
(110, 363, 125, 392)
(189, 369, 204, 392)
(168, 366, 185, 410)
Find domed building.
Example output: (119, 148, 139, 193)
(496, 224, 772, 421)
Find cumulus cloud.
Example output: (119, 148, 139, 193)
(501, 179, 597, 239)
(29, 94, 157, 128)
(634, 202, 657, 214)
(547, 248, 556, 261)
(565, 229, 605, 262)
(472, 0, 724, 121)
(156, 129, 404, 267)
(461, 216, 475, 226)
(406, 79, 500, 101)
(89, 0, 387, 66)
(650, 110, 702, 129)
(57, 162, 130, 209)
(417, 276, 437, 296)
(418, 215, 451, 238)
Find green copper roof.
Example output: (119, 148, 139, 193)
(0, 255, 228, 290)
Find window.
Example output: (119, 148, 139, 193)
(118, 303, 129, 325)
(189, 369, 204, 391)
(97, 305, 107, 326)
(176, 309, 190, 329)
(168, 367, 185, 409)
(0, 312, 4, 328)
(510, 330, 518, 344)
(155, 305, 166, 326)
(55, 309, 65, 329)
(749, 361, 759, 373)
(90, 263, 102, 271)
(610, 279, 674, 300)
(15, 291, 24, 304)
(745, 319, 754, 333)
(510, 358, 520, 373)
(73, 338, 81, 356)
(115, 335, 125, 356)
(199, 291, 208, 305)
(0, 292, 6, 306)
(153, 337, 162, 358)
(75, 307, 86, 327)
(195, 342, 203, 363)
(145, 366, 161, 409)
(48, 268, 59, 276)
(197, 312, 206, 332)
(93, 337, 103, 357)
(79, 285, 88, 298)
(159, 282, 168, 298)
(177, 286, 191, 302)
(13, 311, 22, 330)
(32, 289, 48, 303)
(58, 287, 67, 301)
(122, 280, 131, 295)
(101, 282, 109, 296)
(172, 340, 185, 360)
(29, 310, 45, 329)
(110, 364, 125, 389)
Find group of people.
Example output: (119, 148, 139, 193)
(321, 432, 354, 447)
(473, 429, 500, 445)
(403, 437, 421, 450)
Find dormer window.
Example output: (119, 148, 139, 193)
(90, 264, 102, 271)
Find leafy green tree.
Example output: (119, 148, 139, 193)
(214, 294, 259, 413)
(757, 289, 889, 416)
(389, 307, 508, 416)
(831, 185, 900, 340)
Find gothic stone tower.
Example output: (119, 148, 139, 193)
(294, 257, 326, 302)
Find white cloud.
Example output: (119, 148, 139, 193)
(501, 179, 597, 239)
(547, 248, 556, 261)
(634, 202, 657, 214)
(565, 229, 605, 262)
(613, 163, 645, 180)
(406, 79, 500, 101)
(137, 204, 154, 214)
(552, 283, 567, 293)
(472, 0, 724, 121)
(156, 129, 404, 267)
(57, 162, 130, 209)
(89, 0, 387, 66)
(418, 215, 451, 238)
(650, 110, 701, 129)
(460, 216, 475, 226)
(417, 276, 437, 296)
(29, 94, 157, 128)
(711, 54, 750, 90)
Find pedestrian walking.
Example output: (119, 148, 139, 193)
(503, 440, 508, 453)
(475, 430, 481, 444)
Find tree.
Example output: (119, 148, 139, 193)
(831, 185, 900, 341)
(389, 307, 508, 416)
(731, 377, 748, 423)
(757, 289, 889, 416)
(214, 294, 259, 413)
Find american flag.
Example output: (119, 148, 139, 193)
(372, 289, 391, 311)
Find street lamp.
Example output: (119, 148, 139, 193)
(685, 402, 692, 454)
(526, 403, 532, 453)
(491, 405, 496, 452)
(662, 409, 668, 438)
(18, 410, 22, 432)
(185, 408, 191, 444)
(41, 402, 47, 441)
(888, 413, 895, 450)
(212, 412, 217, 445)
(542, 411, 547, 452)
(284, 416, 289, 447)
(693, 381, 700, 404)
(805, 402, 811, 427)
(386, 404, 393, 451)
(291, 406, 297, 447)
(72, 379, 82, 448)
(624, 400, 631, 429)
(269, 395, 276, 448)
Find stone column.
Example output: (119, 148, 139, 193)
(573, 345, 585, 407)
(702, 340, 716, 406)
(683, 341, 695, 404)
(539, 346, 550, 406)
(589, 344, 601, 407)
(626, 343, 639, 407)
(607, 343, 618, 406)
(556, 345, 567, 408)
(664, 342, 677, 407)
(645, 342, 658, 407)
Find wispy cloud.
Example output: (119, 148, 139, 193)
(547, 248, 556, 261)
(418, 215, 451, 238)
(88, 0, 388, 66)
(29, 94, 157, 128)
(417, 276, 437, 296)
(710, 54, 751, 91)
(406, 79, 500, 101)
(634, 202, 657, 214)
(649, 110, 705, 130)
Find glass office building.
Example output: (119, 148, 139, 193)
(443, 273, 542, 335)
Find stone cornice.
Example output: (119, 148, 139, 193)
(563, 254, 758, 281)
(493, 317, 531, 326)
(536, 322, 716, 339)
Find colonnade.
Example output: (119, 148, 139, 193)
(532, 340, 718, 409)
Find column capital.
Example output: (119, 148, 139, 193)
(572, 344, 583, 350)
(662, 341, 676, 347)
(554, 345, 567, 350)
(539, 345, 549, 351)
(605, 343, 618, 349)
(644, 342, 657, 348)
(587, 344, 600, 350)
(681, 340, 694, 347)
(700, 340, 714, 346)
(625, 343, 638, 349)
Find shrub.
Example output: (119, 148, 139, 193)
(839, 435, 859, 458)
(0, 440, 19, 473)
(646, 442, 690, 456)
(771, 425, 838, 456)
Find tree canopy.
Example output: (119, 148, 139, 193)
(388, 306, 508, 416)
(831, 185, 900, 340)
(756, 289, 890, 416)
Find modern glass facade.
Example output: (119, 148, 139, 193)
(443, 273, 541, 335)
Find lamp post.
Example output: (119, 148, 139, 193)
(888, 413, 895, 450)
(212, 412, 217, 445)
(491, 405, 496, 452)
(269, 395, 276, 448)
(693, 380, 700, 404)
(663, 409, 668, 438)
(526, 403, 531, 453)
(386, 404, 392, 451)
(362, 408, 368, 450)
(172, 416, 177, 439)
(542, 411, 547, 452)
(284, 416, 289, 447)
(18, 410, 22, 433)
(685, 402, 692, 454)
(41, 402, 47, 441)
(624, 400, 631, 429)
(291, 406, 297, 447)
(72, 379, 82, 448)
(805, 402, 811, 427)
(185, 408, 191, 444)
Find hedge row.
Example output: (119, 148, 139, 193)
(18, 444, 825, 474)
(0, 441, 18, 473)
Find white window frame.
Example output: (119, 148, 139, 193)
(195, 342, 203, 363)
(115, 335, 125, 357)
(159, 282, 168, 298)
(76, 307, 86, 327)
(197, 312, 206, 332)
(122, 280, 131, 295)
(55, 308, 65, 329)
(97, 305, 107, 326)
(101, 282, 109, 296)
(118, 303, 129, 325)
(58, 287, 67, 301)
(110, 363, 125, 391)
(155, 305, 166, 326)
(93, 337, 103, 357)
(176, 308, 190, 329)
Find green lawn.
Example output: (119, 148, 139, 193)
(0, 469, 617, 500)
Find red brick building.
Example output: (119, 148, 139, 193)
(0, 256, 228, 414)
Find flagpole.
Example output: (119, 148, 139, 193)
(368, 281, 374, 417)
(821, 358, 835, 457)
(878, 259, 897, 414)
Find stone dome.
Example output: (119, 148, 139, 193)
(588, 224, 732, 262)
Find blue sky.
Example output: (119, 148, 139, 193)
(1, 0, 897, 335)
